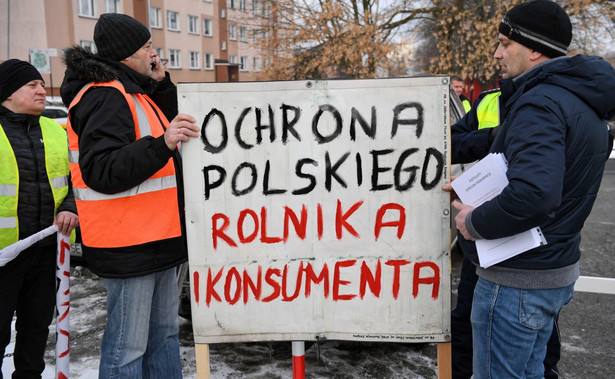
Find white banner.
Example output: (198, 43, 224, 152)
(179, 77, 452, 344)
(0, 225, 58, 266)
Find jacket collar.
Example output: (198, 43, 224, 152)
(0, 105, 40, 126)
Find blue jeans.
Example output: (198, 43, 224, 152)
(471, 277, 573, 379)
(99, 267, 182, 379)
(452, 255, 562, 379)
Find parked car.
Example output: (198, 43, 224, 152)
(42, 104, 68, 129)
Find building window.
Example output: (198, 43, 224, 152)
(252, 0, 259, 15)
(229, 55, 237, 64)
(220, 8, 226, 18)
(188, 15, 199, 34)
(105, 0, 120, 13)
(252, 29, 260, 43)
(228, 24, 236, 41)
(239, 0, 247, 11)
(239, 26, 248, 42)
(240, 56, 248, 71)
(168, 49, 181, 68)
(203, 19, 213, 36)
(221, 41, 227, 51)
(253, 57, 261, 72)
(155, 48, 164, 59)
(167, 11, 180, 31)
(81, 40, 97, 53)
(78, 0, 95, 17)
(189, 51, 200, 69)
(150, 7, 162, 29)
(227, 0, 235, 9)
(204, 53, 214, 70)
(203, 0, 212, 3)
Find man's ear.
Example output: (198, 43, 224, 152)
(529, 50, 547, 63)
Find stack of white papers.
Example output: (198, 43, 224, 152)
(451, 153, 547, 268)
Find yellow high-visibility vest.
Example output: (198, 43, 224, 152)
(462, 99, 472, 113)
(0, 117, 69, 248)
(476, 91, 501, 130)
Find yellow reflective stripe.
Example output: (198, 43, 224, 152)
(0, 184, 16, 197)
(0, 217, 17, 228)
(73, 175, 177, 201)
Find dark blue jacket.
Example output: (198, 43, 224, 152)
(460, 55, 615, 270)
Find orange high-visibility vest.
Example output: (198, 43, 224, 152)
(67, 81, 181, 248)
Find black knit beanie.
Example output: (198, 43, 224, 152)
(94, 13, 151, 61)
(0, 59, 44, 102)
(499, 0, 572, 58)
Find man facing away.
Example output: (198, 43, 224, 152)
(0, 59, 79, 378)
(60, 13, 200, 378)
(451, 0, 615, 377)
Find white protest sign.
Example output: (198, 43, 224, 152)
(179, 77, 451, 344)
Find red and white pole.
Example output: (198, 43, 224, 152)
(292, 341, 306, 379)
(55, 234, 71, 379)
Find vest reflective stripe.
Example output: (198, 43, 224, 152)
(67, 80, 181, 248)
(51, 176, 69, 191)
(0, 184, 16, 196)
(73, 175, 177, 201)
(0, 217, 16, 228)
(476, 92, 501, 130)
(131, 95, 153, 137)
(0, 117, 69, 248)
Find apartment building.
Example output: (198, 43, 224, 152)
(0, 0, 274, 96)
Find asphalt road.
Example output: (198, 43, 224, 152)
(556, 158, 615, 378)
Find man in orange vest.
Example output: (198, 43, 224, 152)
(60, 14, 200, 378)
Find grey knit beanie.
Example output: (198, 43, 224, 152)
(94, 13, 151, 61)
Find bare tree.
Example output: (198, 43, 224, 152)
(419, 0, 615, 85)
(257, 0, 433, 80)
(256, 0, 615, 82)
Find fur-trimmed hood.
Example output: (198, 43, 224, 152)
(60, 46, 119, 107)
(60, 45, 159, 108)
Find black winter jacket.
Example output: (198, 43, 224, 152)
(60, 46, 187, 278)
(0, 107, 76, 248)
(459, 55, 615, 277)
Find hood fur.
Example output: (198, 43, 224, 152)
(60, 46, 119, 106)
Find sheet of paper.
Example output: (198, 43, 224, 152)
(475, 228, 547, 268)
(451, 153, 547, 268)
(451, 152, 508, 207)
